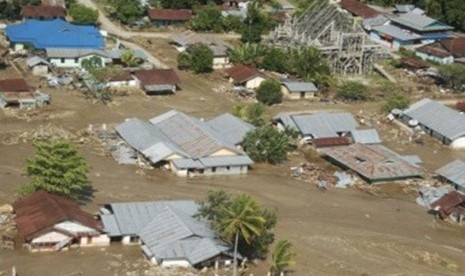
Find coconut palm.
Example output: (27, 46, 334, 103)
(227, 43, 268, 67)
(270, 240, 296, 276)
(220, 194, 265, 276)
(120, 49, 142, 67)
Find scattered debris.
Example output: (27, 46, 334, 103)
(334, 171, 355, 188)
(416, 185, 452, 207)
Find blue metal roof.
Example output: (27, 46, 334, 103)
(5, 19, 104, 49)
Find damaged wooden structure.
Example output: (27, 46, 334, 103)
(269, 0, 383, 75)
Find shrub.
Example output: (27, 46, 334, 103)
(256, 79, 282, 105)
(383, 92, 410, 113)
(337, 81, 368, 101)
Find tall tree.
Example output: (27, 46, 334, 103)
(256, 79, 283, 106)
(241, 1, 267, 43)
(270, 240, 296, 276)
(220, 194, 265, 276)
(186, 44, 214, 73)
(288, 47, 331, 87)
(243, 126, 293, 164)
(228, 43, 268, 67)
(189, 5, 223, 32)
(111, 0, 143, 24)
(19, 140, 91, 201)
(69, 3, 99, 25)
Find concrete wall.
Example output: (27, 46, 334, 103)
(49, 55, 108, 68)
(171, 163, 249, 177)
(451, 137, 465, 149)
(245, 76, 265, 90)
(32, 231, 69, 244)
(161, 259, 191, 267)
(122, 235, 141, 245)
(281, 86, 315, 100)
(107, 79, 138, 88)
(415, 51, 454, 64)
(213, 56, 231, 69)
(31, 65, 49, 76)
(79, 234, 110, 247)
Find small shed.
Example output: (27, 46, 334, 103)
(148, 9, 192, 27)
(224, 65, 265, 90)
(26, 56, 51, 76)
(430, 191, 465, 222)
(436, 160, 465, 192)
(134, 68, 181, 95)
(281, 81, 318, 100)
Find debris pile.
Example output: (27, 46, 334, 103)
(1, 124, 78, 145)
(416, 185, 452, 207)
(0, 204, 15, 250)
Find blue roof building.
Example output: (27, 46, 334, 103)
(5, 19, 104, 50)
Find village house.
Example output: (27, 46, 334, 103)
(100, 200, 235, 268)
(280, 81, 318, 100)
(321, 143, 423, 183)
(0, 78, 49, 109)
(42, 0, 66, 9)
(148, 9, 192, 27)
(170, 31, 231, 69)
(106, 71, 138, 88)
(116, 110, 254, 177)
(225, 65, 265, 90)
(274, 111, 358, 142)
(13, 191, 109, 252)
(134, 68, 181, 95)
(415, 37, 465, 64)
(5, 19, 104, 52)
(26, 56, 51, 76)
(339, 0, 380, 19)
(46, 48, 110, 68)
(400, 99, 465, 148)
(21, 5, 66, 20)
(436, 160, 465, 193)
(430, 191, 465, 224)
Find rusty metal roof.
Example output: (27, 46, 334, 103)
(339, 0, 380, 19)
(313, 137, 351, 148)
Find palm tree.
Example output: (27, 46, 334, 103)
(120, 49, 142, 67)
(227, 43, 268, 67)
(270, 240, 296, 276)
(220, 194, 265, 276)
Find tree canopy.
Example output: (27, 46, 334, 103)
(179, 44, 214, 73)
(243, 125, 293, 164)
(69, 3, 99, 25)
(241, 2, 267, 43)
(19, 139, 92, 201)
(256, 79, 283, 106)
(190, 5, 223, 32)
(337, 81, 368, 102)
(120, 49, 142, 67)
(110, 0, 143, 24)
(438, 64, 465, 92)
(383, 91, 410, 112)
(232, 103, 266, 127)
(270, 240, 296, 276)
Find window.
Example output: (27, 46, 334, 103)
(226, 166, 230, 170)
(61, 58, 65, 63)
(212, 167, 216, 172)
(75, 58, 79, 63)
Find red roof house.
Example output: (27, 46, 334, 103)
(13, 191, 109, 251)
(148, 9, 192, 26)
(225, 65, 265, 89)
(134, 68, 181, 94)
(339, 0, 380, 19)
(440, 37, 465, 58)
(21, 5, 66, 20)
(0, 78, 30, 92)
(430, 191, 465, 221)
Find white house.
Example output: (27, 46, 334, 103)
(13, 191, 109, 252)
(281, 81, 318, 100)
(106, 71, 138, 88)
(26, 56, 51, 76)
(46, 48, 110, 68)
(225, 65, 265, 90)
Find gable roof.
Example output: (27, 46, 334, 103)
(26, 56, 51, 67)
(206, 113, 255, 145)
(0, 78, 31, 92)
(372, 24, 422, 41)
(139, 206, 231, 265)
(436, 160, 465, 189)
(402, 99, 465, 141)
(321, 143, 422, 182)
(134, 69, 180, 87)
(225, 65, 261, 84)
(416, 43, 452, 58)
(281, 81, 318, 93)
(390, 12, 453, 32)
(13, 191, 102, 240)
(440, 37, 465, 58)
(351, 129, 382, 144)
(148, 9, 192, 21)
(170, 30, 230, 57)
(46, 48, 108, 58)
(21, 5, 66, 19)
(275, 112, 358, 138)
(339, 0, 380, 19)
(5, 19, 104, 50)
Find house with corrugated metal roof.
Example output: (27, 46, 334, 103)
(436, 160, 465, 192)
(116, 110, 254, 177)
(100, 200, 235, 268)
(46, 48, 110, 68)
(14, 191, 109, 252)
(281, 81, 318, 100)
(400, 99, 465, 148)
(321, 143, 423, 183)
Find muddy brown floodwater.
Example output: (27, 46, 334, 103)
(1, 47, 465, 275)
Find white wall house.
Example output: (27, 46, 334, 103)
(46, 48, 110, 68)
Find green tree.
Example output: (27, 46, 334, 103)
(256, 79, 283, 105)
(270, 240, 296, 276)
(222, 15, 243, 33)
(228, 43, 268, 67)
(187, 44, 214, 73)
(220, 194, 265, 276)
(288, 47, 331, 87)
(190, 5, 222, 32)
(439, 63, 465, 92)
(111, 0, 143, 24)
(383, 91, 410, 112)
(241, 2, 266, 43)
(120, 49, 142, 67)
(262, 47, 288, 73)
(160, 0, 194, 9)
(232, 103, 266, 127)
(19, 140, 91, 201)
(81, 56, 103, 70)
(177, 51, 192, 70)
(243, 125, 292, 164)
(69, 3, 99, 25)
(337, 81, 368, 101)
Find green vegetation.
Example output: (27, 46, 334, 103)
(337, 81, 368, 101)
(81, 56, 104, 71)
(178, 44, 214, 73)
(69, 3, 99, 25)
(261, 47, 288, 73)
(197, 190, 277, 271)
(438, 64, 465, 92)
(222, 15, 244, 33)
(109, 0, 143, 24)
(383, 91, 410, 112)
(190, 5, 223, 32)
(228, 43, 268, 67)
(256, 79, 283, 106)
(120, 49, 142, 67)
(243, 126, 293, 164)
(232, 103, 266, 127)
(241, 2, 267, 43)
(19, 140, 91, 201)
(288, 47, 332, 87)
(270, 240, 296, 276)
